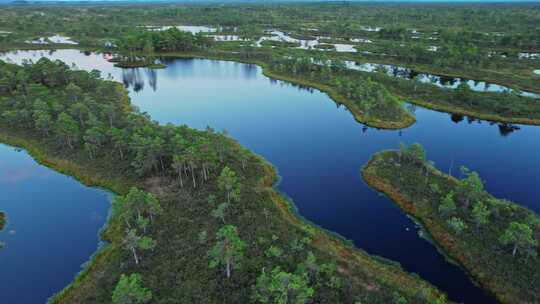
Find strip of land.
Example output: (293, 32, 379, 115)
(362, 147, 540, 303)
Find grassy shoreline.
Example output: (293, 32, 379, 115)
(362, 150, 540, 303)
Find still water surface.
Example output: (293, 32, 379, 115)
(2, 49, 540, 303)
(0, 144, 110, 304)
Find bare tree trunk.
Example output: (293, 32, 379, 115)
(191, 164, 196, 188)
(132, 247, 139, 265)
(512, 244, 517, 257)
(226, 259, 231, 279)
(159, 156, 165, 174)
(178, 171, 183, 188)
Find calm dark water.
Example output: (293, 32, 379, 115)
(0, 144, 110, 304)
(2, 49, 540, 303)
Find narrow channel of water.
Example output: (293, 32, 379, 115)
(2, 49, 540, 303)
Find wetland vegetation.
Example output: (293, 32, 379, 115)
(0, 2, 539, 303)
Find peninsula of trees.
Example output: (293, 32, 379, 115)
(362, 145, 540, 303)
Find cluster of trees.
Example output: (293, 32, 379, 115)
(397, 143, 539, 261)
(436, 166, 538, 259)
(438, 29, 540, 55)
(109, 187, 163, 304)
(0, 58, 251, 185)
(204, 167, 335, 303)
(268, 55, 409, 123)
(113, 187, 161, 265)
(112, 273, 152, 304)
(252, 250, 343, 303)
(117, 27, 213, 62)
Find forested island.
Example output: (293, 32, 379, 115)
(362, 145, 540, 303)
(0, 58, 449, 303)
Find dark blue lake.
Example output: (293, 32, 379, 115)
(2, 49, 540, 303)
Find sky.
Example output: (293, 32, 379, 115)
(1, 0, 539, 3)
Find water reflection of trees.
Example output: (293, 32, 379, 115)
(449, 113, 521, 137)
(0, 211, 6, 249)
(268, 78, 315, 94)
(497, 123, 521, 137)
(0, 211, 5, 231)
(122, 68, 158, 92)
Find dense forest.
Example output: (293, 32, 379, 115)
(0, 58, 448, 303)
(362, 145, 540, 303)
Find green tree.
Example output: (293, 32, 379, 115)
(34, 111, 53, 136)
(112, 273, 152, 304)
(211, 202, 229, 224)
(54, 112, 79, 149)
(69, 102, 89, 127)
(172, 154, 185, 188)
(499, 222, 537, 258)
(447, 217, 467, 234)
(253, 266, 314, 304)
(83, 126, 105, 159)
(122, 228, 156, 265)
(392, 292, 408, 304)
(109, 127, 129, 160)
(113, 187, 162, 227)
(455, 167, 484, 209)
(455, 82, 472, 104)
(218, 166, 241, 203)
(471, 201, 490, 228)
(65, 82, 83, 103)
(208, 225, 245, 279)
(438, 192, 456, 218)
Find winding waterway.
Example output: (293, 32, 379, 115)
(2, 49, 540, 303)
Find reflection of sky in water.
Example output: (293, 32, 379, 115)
(0, 144, 111, 304)
(0, 149, 54, 183)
